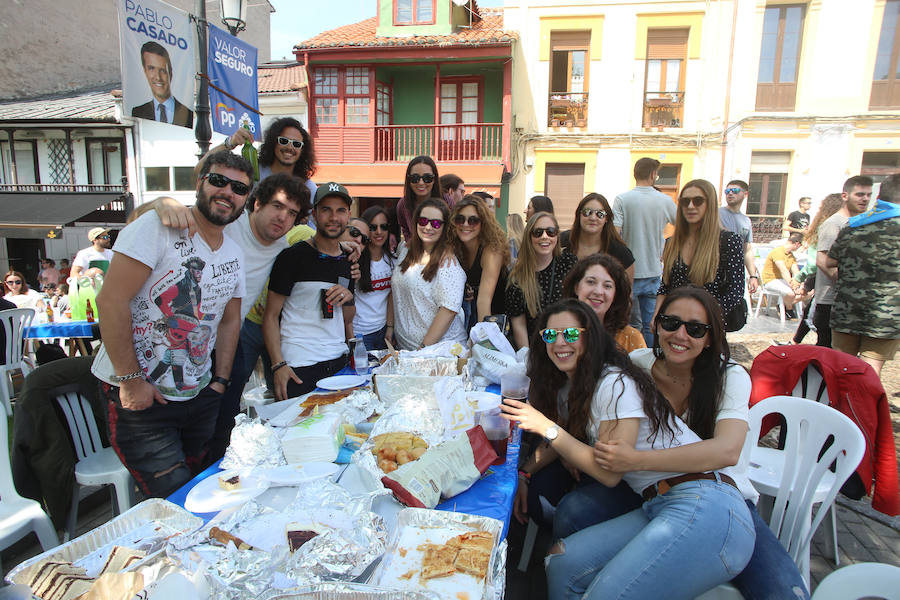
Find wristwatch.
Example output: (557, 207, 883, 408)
(544, 424, 560, 444)
(211, 375, 231, 387)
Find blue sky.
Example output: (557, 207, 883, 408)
(268, 0, 503, 61)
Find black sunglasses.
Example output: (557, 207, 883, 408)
(408, 173, 435, 184)
(277, 136, 304, 149)
(417, 217, 444, 229)
(453, 214, 482, 226)
(679, 195, 706, 208)
(203, 172, 250, 196)
(369, 223, 390, 232)
(531, 226, 559, 238)
(581, 208, 607, 219)
(657, 314, 711, 339)
(348, 226, 370, 245)
(5, 279, 21, 285)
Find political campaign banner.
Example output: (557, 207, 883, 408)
(207, 24, 260, 138)
(117, 0, 196, 129)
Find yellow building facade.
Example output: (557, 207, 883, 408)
(504, 0, 900, 239)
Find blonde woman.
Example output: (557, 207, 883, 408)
(505, 212, 577, 348)
(655, 179, 744, 322)
(449, 196, 511, 330)
(506, 213, 525, 264)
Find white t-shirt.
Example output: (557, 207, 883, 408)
(224, 212, 289, 320)
(92, 212, 246, 401)
(4, 289, 43, 310)
(628, 348, 758, 501)
(353, 255, 393, 335)
(391, 246, 466, 350)
(73, 246, 113, 272)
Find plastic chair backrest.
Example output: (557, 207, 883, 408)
(0, 308, 34, 367)
(748, 396, 865, 566)
(55, 390, 104, 462)
(791, 364, 829, 405)
(811, 562, 900, 600)
(0, 402, 21, 498)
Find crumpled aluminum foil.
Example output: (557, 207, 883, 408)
(320, 388, 385, 424)
(373, 356, 459, 377)
(221, 413, 286, 470)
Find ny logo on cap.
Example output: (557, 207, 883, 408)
(329, 183, 340, 192)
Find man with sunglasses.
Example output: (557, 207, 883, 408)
(612, 157, 677, 345)
(263, 182, 357, 401)
(71, 227, 113, 279)
(719, 179, 760, 295)
(91, 151, 250, 498)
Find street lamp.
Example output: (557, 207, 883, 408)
(220, 0, 247, 36)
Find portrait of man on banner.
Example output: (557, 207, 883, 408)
(118, 0, 196, 129)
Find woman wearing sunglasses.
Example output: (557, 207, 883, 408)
(548, 286, 809, 599)
(503, 294, 757, 599)
(449, 196, 510, 331)
(561, 194, 635, 279)
(391, 198, 466, 350)
(3, 270, 45, 312)
(353, 207, 397, 351)
(506, 212, 578, 348)
(656, 179, 745, 325)
(563, 254, 645, 353)
(396, 155, 443, 242)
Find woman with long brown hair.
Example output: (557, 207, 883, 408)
(3, 270, 45, 311)
(655, 179, 744, 322)
(505, 212, 577, 348)
(391, 198, 466, 350)
(449, 196, 510, 330)
(396, 155, 442, 242)
(562, 193, 634, 281)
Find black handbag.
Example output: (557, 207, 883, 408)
(723, 299, 748, 332)
(482, 314, 510, 336)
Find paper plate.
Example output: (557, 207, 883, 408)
(183, 471, 268, 514)
(316, 374, 367, 391)
(258, 462, 342, 486)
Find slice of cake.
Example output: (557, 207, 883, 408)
(218, 473, 241, 491)
(99, 545, 148, 575)
(285, 523, 320, 553)
(453, 547, 491, 581)
(420, 543, 458, 581)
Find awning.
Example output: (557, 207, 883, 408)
(0, 189, 125, 235)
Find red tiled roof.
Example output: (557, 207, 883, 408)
(257, 64, 308, 94)
(294, 8, 516, 51)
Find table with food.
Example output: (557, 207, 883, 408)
(8, 330, 526, 600)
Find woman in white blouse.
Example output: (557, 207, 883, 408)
(3, 270, 45, 312)
(392, 198, 466, 350)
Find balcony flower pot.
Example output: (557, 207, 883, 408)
(565, 119, 575, 127)
(550, 119, 561, 127)
(576, 119, 586, 127)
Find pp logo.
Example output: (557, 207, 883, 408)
(215, 103, 235, 128)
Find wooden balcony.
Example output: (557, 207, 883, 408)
(548, 92, 588, 127)
(373, 123, 504, 162)
(0, 183, 130, 226)
(642, 91, 685, 129)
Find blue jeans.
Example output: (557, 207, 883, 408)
(361, 324, 388, 351)
(632, 276, 661, 346)
(207, 318, 271, 465)
(552, 481, 809, 600)
(545, 479, 755, 600)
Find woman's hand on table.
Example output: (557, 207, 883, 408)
(500, 398, 553, 436)
(513, 479, 528, 524)
(273, 364, 301, 402)
(594, 439, 640, 473)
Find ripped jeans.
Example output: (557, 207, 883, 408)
(101, 381, 221, 498)
(545, 479, 755, 600)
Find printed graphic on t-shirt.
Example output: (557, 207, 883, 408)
(371, 275, 391, 291)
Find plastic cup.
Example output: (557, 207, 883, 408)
(479, 412, 510, 465)
(500, 371, 530, 403)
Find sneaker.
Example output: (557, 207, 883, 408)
(785, 308, 798, 319)
(773, 340, 792, 346)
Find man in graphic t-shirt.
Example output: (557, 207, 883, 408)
(783, 196, 812, 235)
(92, 151, 249, 497)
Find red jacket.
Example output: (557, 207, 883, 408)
(749, 345, 899, 516)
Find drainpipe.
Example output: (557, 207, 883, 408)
(719, 0, 739, 194)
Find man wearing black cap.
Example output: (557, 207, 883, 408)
(263, 182, 356, 400)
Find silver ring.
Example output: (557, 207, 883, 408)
(340, 293, 344, 298)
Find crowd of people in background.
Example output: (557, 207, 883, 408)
(9, 117, 899, 599)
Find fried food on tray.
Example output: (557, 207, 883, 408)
(447, 530, 494, 554)
(297, 389, 354, 417)
(413, 530, 494, 584)
(371, 431, 429, 472)
(453, 547, 491, 580)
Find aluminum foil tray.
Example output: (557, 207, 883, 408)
(263, 582, 439, 599)
(369, 508, 505, 600)
(6, 498, 202, 590)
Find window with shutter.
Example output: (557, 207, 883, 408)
(756, 5, 805, 111)
(643, 28, 688, 129)
(544, 163, 585, 230)
(870, 0, 900, 109)
(548, 31, 590, 127)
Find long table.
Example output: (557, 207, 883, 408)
(167, 384, 520, 539)
(24, 320, 97, 356)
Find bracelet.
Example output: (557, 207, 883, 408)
(518, 470, 531, 482)
(272, 361, 288, 373)
(111, 370, 144, 383)
(749, 275, 759, 279)
(386, 324, 394, 328)
(211, 375, 230, 387)
(223, 136, 235, 151)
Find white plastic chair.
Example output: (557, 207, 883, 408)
(751, 364, 841, 565)
(56, 387, 135, 541)
(0, 401, 58, 570)
(753, 284, 786, 323)
(811, 562, 900, 599)
(0, 308, 35, 415)
(743, 395, 865, 585)
(516, 518, 539, 572)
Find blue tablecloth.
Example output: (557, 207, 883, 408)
(166, 379, 519, 538)
(24, 320, 94, 339)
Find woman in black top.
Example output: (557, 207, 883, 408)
(561, 193, 635, 281)
(656, 179, 744, 320)
(449, 196, 510, 331)
(505, 212, 578, 348)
